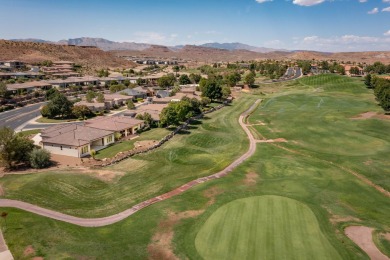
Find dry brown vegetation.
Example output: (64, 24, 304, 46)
(111, 45, 390, 64)
(0, 40, 136, 72)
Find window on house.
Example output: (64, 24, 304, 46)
(81, 146, 89, 154)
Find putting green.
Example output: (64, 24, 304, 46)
(195, 196, 342, 260)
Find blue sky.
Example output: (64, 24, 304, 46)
(0, 0, 389, 52)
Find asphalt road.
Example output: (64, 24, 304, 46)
(0, 102, 46, 130)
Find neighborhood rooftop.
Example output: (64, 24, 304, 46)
(85, 116, 144, 132)
(41, 124, 113, 147)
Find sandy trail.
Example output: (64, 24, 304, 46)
(345, 226, 389, 260)
(0, 99, 261, 227)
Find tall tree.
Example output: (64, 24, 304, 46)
(201, 79, 222, 101)
(86, 91, 96, 102)
(0, 127, 34, 169)
(44, 93, 73, 118)
(225, 72, 241, 87)
(364, 74, 372, 88)
(189, 73, 202, 84)
(244, 71, 256, 87)
(0, 82, 7, 98)
(179, 74, 191, 85)
(172, 65, 180, 76)
(72, 105, 92, 119)
(96, 92, 105, 103)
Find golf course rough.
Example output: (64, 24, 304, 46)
(195, 195, 342, 260)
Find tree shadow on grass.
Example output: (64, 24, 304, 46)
(176, 129, 191, 135)
(189, 119, 203, 125)
(187, 125, 198, 130)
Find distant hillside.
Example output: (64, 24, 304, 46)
(112, 44, 390, 64)
(6, 38, 390, 64)
(111, 44, 286, 62)
(199, 42, 287, 53)
(10, 38, 52, 44)
(57, 37, 151, 51)
(10, 37, 286, 53)
(0, 40, 136, 72)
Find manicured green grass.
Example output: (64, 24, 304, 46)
(195, 196, 342, 260)
(17, 129, 41, 137)
(95, 128, 172, 159)
(94, 141, 135, 159)
(249, 74, 390, 190)
(373, 231, 390, 258)
(35, 117, 78, 123)
(0, 96, 255, 217)
(0, 74, 389, 259)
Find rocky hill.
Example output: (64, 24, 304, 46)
(0, 40, 136, 71)
(112, 45, 390, 64)
(57, 37, 151, 51)
(199, 42, 286, 53)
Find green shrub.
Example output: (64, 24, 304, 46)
(29, 148, 51, 169)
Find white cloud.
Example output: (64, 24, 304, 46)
(292, 0, 325, 6)
(359, 0, 367, 2)
(382, 7, 390, 11)
(384, 30, 390, 36)
(383, 0, 390, 2)
(255, 0, 273, 3)
(130, 32, 179, 45)
(368, 7, 379, 14)
(298, 34, 390, 51)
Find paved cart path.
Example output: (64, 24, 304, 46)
(0, 99, 261, 227)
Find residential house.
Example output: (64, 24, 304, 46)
(74, 100, 107, 112)
(133, 103, 168, 121)
(41, 124, 115, 157)
(0, 72, 43, 80)
(48, 76, 99, 88)
(3, 60, 25, 69)
(155, 90, 171, 98)
(6, 81, 52, 93)
(116, 88, 147, 99)
(104, 93, 134, 107)
(85, 116, 144, 137)
(343, 65, 365, 76)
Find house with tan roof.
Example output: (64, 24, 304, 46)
(41, 124, 115, 157)
(85, 116, 144, 137)
(133, 103, 168, 121)
(6, 81, 52, 93)
(41, 116, 145, 157)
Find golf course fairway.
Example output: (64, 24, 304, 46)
(195, 195, 342, 260)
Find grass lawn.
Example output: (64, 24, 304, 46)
(95, 128, 172, 159)
(0, 95, 255, 217)
(35, 117, 78, 123)
(196, 196, 342, 260)
(0, 74, 389, 259)
(17, 129, 41, 137)
(94, 141, 135, 159)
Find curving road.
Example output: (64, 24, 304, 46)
(0, 99, 261, 227)
(0, 102, 46, 130)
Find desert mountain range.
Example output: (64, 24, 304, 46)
(4, 37, 390, 64)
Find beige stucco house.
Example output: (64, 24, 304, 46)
(41, 124, 115, 158)
(40, 116, 145, 158)
(85, 116, 144, 137)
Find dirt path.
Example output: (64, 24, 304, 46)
(0, 99, 262, 227)
(345, 226, 390, 260)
